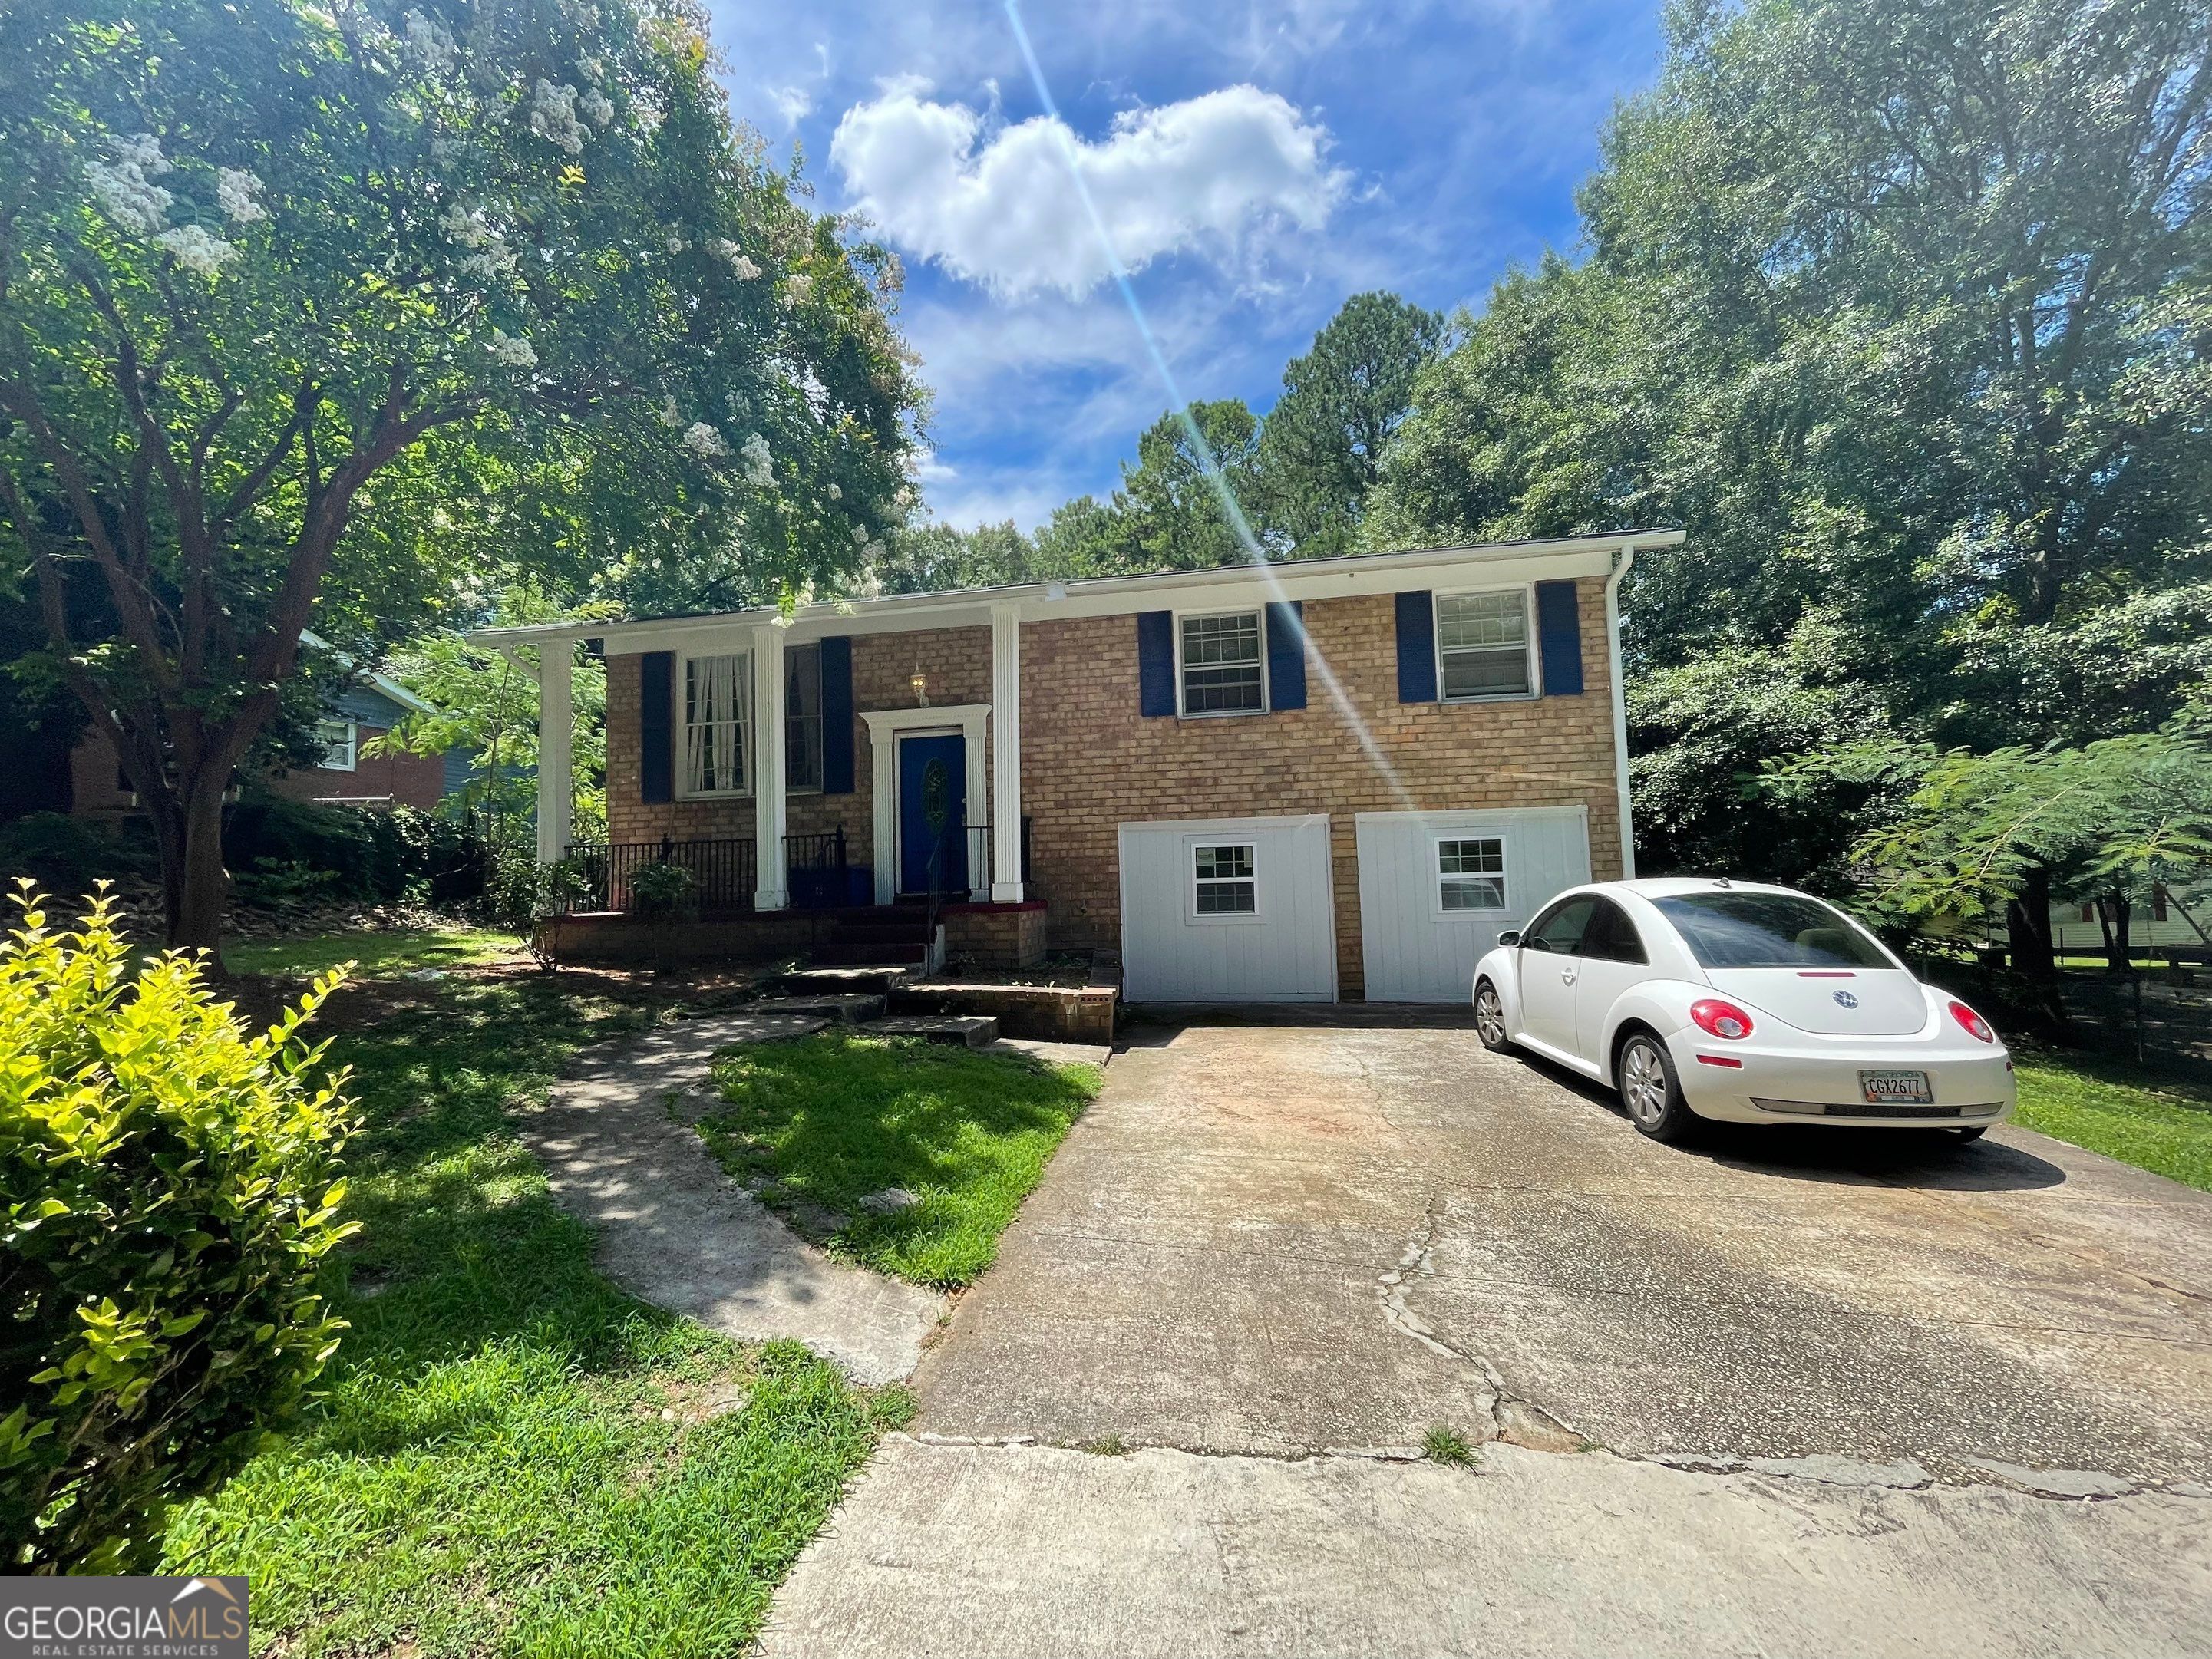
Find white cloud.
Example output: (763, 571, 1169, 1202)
(830, 81, 1347, 297)
(769, 84, 814, 126)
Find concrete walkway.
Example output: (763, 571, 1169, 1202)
(520, 1011, 946, 1386)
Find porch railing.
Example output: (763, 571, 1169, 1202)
(562, 836, 757, 915)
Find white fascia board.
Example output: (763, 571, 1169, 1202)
(299, 626, 435, 714)
(467, 531, 1686, 654)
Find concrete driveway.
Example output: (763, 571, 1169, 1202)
(764, 1014, 2212, 1657)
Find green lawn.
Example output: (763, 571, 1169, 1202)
(698, 1033, 1101, 1288)
(2015, 1054, 2212, 1192)
(223, 925, 524, 979)
(161, 975, 910, 1657)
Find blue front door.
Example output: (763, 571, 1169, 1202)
(897, 734, 967, 895)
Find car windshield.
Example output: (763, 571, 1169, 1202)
(1651, 892, 1893, 969)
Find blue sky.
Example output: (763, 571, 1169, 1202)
(703, 0, 1668, 530)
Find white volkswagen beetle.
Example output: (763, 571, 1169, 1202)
(1471, 878, 2015, 1143)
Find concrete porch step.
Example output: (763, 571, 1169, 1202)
(817, 942, 933, 966)
(746, 993, 887, 1023)
(780, 965, 917, 995)
(862, 1014, 999, 1048)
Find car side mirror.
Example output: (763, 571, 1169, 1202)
(1497, 929, 1521, 948)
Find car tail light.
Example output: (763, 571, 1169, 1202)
(1949, 1000, 1996, 1044)
(1690, 999, 1755, 1041)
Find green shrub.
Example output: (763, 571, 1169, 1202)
(223, 793, 486, 907)
(0, 813, 156, 893)
(629, 859, 698, 921)
(0, 888, 360, 1572)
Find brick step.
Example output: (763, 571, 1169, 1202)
(816, 942, 933, 966)
(862, 1014, 999, 1048)
(831, 924, 937, 945)
(779, 965, 916, 996)
(746, 993, 886, 1023)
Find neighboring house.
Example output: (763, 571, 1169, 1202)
(2049, 889, 2210, 955)
(478, 530, 1683, 1003)
(68, 635, 451, 818)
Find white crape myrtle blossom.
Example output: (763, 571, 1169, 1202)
(579, 87, 615, 127)
(401, 9, 456, 71)
(659, 396, 683, 427)
(666, 233, 686, 253)
(862, 540, 886, 562)
(740, 433, 774, 486)
(86, 133, 173, 235)
(850, 524, 869, 546)
(827, 483, 842, 500)
(681, 421, 729, 459)
(487, 329, 537, 369)
(579, 54, 608, 83)
(529, 80, 586, 155)
(707, 239, 761, 279)
(441, 203, 517, 278)
(784, 272, 813, 304)
(155, 223, 239, 275)
(216, 167, 268, 226)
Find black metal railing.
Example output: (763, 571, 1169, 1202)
(785, 825, 850, 910)
(563, 836, 758, 915)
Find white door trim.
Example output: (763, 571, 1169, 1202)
(862, 704, 989, 904)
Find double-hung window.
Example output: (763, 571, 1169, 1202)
(1179, 612, 1265, 715)
(785, 642, 823, 792)
(683, 652, 750, 794)
(1192, 843, 1257, 915)
(1435, 590, 1534, 700)
(1437, 836, 1506, 912)
(316, 718, 358, 771)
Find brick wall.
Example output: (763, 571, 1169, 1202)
(67, 727, 447, 816)
(1019, 580, 1623, 998)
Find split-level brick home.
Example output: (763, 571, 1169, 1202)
(477, 530, 1683, 1002)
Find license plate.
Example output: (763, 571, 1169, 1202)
(1860, 1069, 1934, 1105)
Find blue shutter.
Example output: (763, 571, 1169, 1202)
(1137, 611, 1176, 717)
(820, 636, 854, 793)
(639, 651, 673, 803)
(1395, 592, 1438, 703)
(1535, 580, 1585, 695)
(1266, 602, 1306, 711)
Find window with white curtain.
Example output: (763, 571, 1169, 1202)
(683, 652, 750, 794)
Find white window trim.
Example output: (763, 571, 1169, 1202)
(316, 717, 358, 773)
(1432, 583, 1540, 704)
(675, 648, 754, 800)
(1174, 606, 1269, 720)
(1187, 837, 1263, 925)
(1433, 833, 1509, 919)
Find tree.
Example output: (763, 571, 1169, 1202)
(1255, 291, 1445, 557)
(0, 0, 919, 955)
(1121, 399, 1268, 569)
(365, 582, 612, 856)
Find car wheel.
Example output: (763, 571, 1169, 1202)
(1953, 1126, 1988, 1143)
(1474, 981, 1510, 1051)
(1617, 1031, 1696, 1143)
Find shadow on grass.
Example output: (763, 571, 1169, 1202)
(699, 1032, 1100, 1288)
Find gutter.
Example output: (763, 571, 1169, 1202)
(1605, 542, 1639, 880)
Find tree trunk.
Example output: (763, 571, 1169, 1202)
(2104, 895, 2133, 975)
(173, 775, 233, 965)
(2006, 865, 2058, 981)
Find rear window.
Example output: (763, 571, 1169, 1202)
(1651, 892, 1893, 969)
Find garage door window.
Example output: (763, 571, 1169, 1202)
(1435, 591, 1533, 700)
(1192, 843, 1257, 915)
(1180, 613, 1265, 714)
(1437, 836, 1506, 911)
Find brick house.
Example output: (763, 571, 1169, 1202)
(68, 638, 454, 820)
(480, 531, 1682, 1001)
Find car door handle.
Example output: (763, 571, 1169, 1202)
(1560, 971, 1576, 985)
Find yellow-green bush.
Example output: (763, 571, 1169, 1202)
(0, 889, 358, 1572)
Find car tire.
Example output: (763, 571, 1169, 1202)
(1953, 1126, 1988, 1143)
(1474, 980, 1510, 1052)
(1616, 1031, 1697, 1143)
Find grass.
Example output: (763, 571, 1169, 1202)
(697, 1032, 1101, 1289)
(161, 974, 910, 1657)
(2014, 1052, 2212, 1192)
(1423, 1426, 1477, 1466)
(223, 925, 523, 979)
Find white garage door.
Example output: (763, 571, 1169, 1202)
(1355, 807, 1591, 1003)
(1118, 815, 1336, 1003)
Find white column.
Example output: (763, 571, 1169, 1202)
(752, 624, 789, 909)
(989, 602, 1024, 902)
(534, 642, 573, 863)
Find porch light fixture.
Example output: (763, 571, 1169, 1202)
(911, 672, 929, 707)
